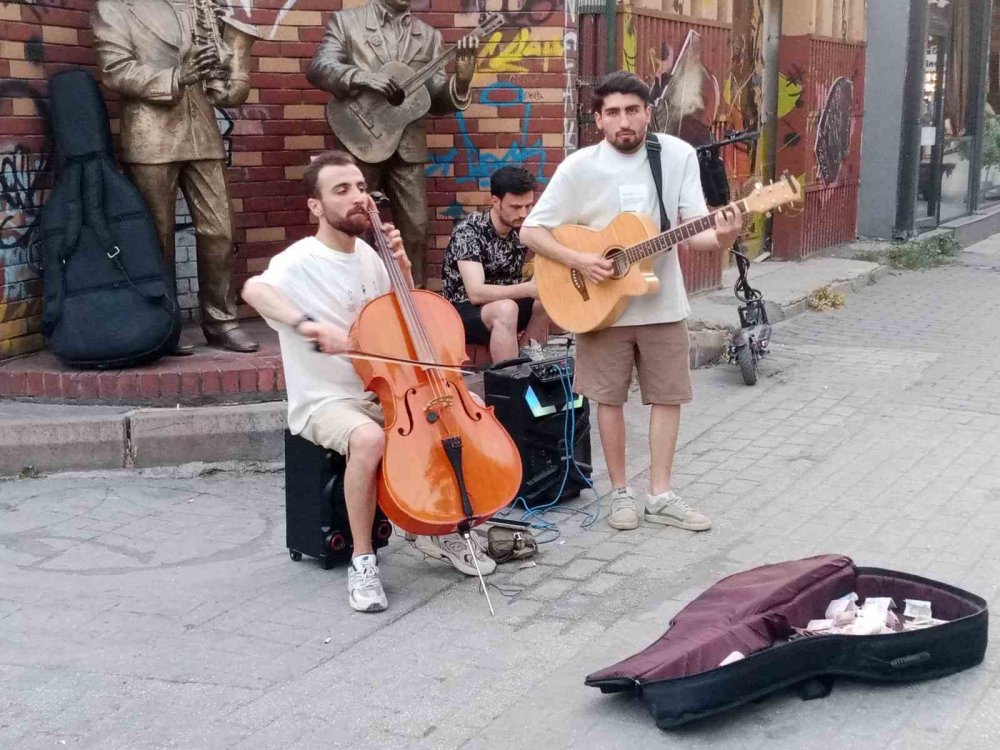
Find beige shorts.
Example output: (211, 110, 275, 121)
(298, 397, 384, 455)
(574, 320, 692, 406)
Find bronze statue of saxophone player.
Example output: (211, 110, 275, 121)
(91, 0, 261, 353)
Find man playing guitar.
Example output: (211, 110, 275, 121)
(520, 71, 742, 533)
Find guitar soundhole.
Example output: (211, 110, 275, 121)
(605, 248, 630, 279)
(387, 89, 406, 107)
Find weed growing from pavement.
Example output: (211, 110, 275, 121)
(854, 234, 961, 270)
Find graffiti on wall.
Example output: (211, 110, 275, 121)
(815, 77, 853, 185)
(0, 81, 50, 264)
(563, 0, 578, 155)
(426, 82, 548, 185)
(465, 0, 557, 28)
(479, 28, 565, 74)
(649, 32, 719, 147)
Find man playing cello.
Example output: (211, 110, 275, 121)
(242, 151, 496, 613)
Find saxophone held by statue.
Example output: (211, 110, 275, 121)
(189, 0, 260, 106)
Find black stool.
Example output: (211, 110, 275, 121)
(284, 430, 392, 569)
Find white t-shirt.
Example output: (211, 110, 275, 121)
(523, 133, 708, 326)
(246, 236, 390, 434)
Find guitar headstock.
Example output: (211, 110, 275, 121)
(475, 12, 506, 36)
(742, 173, 803, 215)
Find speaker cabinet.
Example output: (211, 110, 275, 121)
(483, 356, 592, 509)
(284, 430, 391, 569)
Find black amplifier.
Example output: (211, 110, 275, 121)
(284, 430, 391, 569)
(483, 355, 592, 509)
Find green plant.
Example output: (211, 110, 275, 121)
(885, 234, 960, 270)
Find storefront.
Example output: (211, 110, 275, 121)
(860, 0, 996, 240)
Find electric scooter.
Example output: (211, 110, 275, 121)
(694, 129, 772, 386)
(728, 244, 771, 385)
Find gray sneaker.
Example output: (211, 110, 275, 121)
(644, 490, 711, 531)
(348, 554, 388, 612)
(607, 486, 639, 530)
(412, 533, 497, 577)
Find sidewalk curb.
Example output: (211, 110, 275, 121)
(1, 402, 286, 477)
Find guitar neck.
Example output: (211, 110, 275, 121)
(401, 20, 500, 95)
(402, 47, 458, 94)
(626, 199, 749, 264)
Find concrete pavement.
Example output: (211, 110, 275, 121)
(2, 236, 1000, 747)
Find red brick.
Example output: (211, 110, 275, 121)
(42, 371, 61, 398)
(6, 370, 26, 397)
(78, 373, 99, 400)
(200, 369, 222, 395)
(159, 372, 180, 398)
(117, 372, 140, 401)
(258, 366, 276, 393)
(221, 370, 240, 394)
(26, 371, 44, 396)
(0, 370, 10, 396)
(59, 372, 81, 400)
(237, 366, 258, 392)
(139, 372, 159, 399)
(97, 372, 119, 399)
(275, 368, 286, 390)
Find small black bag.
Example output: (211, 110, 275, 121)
(40, 69, 180, 369)
(697, 145, 731, 208)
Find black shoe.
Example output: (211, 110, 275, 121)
(205, 326, 260, 353)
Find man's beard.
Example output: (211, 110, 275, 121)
(610, 129, 643, 152)
(327, 208, 369, 237)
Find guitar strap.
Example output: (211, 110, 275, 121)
(645, 131, 671, 230)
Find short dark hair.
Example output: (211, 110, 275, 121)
(489, 166, 536, 199)
(591, 71, 651, 113)
(303, 150, 356, 197)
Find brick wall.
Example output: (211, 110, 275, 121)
(0, 0, 576, 359)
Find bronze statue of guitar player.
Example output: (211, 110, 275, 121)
(307, 1, 503, 287)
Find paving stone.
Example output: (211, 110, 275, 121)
(5, 246, 1000, 747)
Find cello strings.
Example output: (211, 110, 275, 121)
(368, 210, 448, 400)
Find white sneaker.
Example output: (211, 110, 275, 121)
(607, 486, 639, 530)
(347, 554, 388, 612)
(412, 533, 497, 577)
(644, 490, 711, 531)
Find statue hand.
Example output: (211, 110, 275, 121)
(454, 34, 480, 85)
(355, 72, 404, 104)
(179, 44, 218, 86)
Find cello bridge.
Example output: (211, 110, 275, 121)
(425, 395, 454, 412)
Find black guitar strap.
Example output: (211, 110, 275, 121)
(645, 131, 671, 230)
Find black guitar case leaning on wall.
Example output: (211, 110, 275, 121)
(41, 68, 180, 369)
(586, 555, 988, 728)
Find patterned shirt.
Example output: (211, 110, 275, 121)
(442, 210, 527, 305)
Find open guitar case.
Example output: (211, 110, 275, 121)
(585, 555, 988, 728)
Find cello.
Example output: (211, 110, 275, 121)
(349, 197, 523, 611)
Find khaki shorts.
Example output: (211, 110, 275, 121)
(298, 397, 384, 455)
(574, 320, 692, 406)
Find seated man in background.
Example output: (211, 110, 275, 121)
(442, 166, 551, 362)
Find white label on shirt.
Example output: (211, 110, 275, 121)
(619, 184, 648, 212)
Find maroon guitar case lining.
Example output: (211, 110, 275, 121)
(585, 555, 988, 728)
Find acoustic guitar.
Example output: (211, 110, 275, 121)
(326, 12, 505, 164)
(533, 175, 803, 334)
